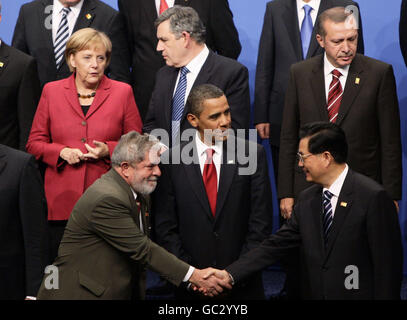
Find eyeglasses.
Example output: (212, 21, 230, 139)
(296, 152, 313, 164)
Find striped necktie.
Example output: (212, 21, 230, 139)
(54, 7, 71, 69)
(171, 66, 189, 144)
(327, 69, 343, 123)
(322, 190, 334, 245)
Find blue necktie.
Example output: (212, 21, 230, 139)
(54, 7, 71, 68)
(322, 190, 334, 245)
(301, 4, 313, 59)
(171, 66, 189, 143)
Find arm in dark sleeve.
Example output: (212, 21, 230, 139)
(19, 156, 48, 297)
(400, 0, 407, 66)
(208, 0, 241, 59)
(18, 57, 41, 151)
(254, 3, 274, 125)
(353, 1, 364, 54)
(366, 190, 403, 299)
(105, 10, 132, 84)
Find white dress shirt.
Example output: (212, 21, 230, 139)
(52, 0, 84, 44)
(323, 164, 349, 218)
(296, 0, 321, 30)
(195, 131, 223, 189)
(172, 45, 210, 104)
(155, 0, 175, 16)
(323, 53, 350, 102)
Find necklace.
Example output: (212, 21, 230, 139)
(77, 91, 96, 99)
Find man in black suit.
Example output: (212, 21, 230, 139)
(12, 0, 131, 87)
(118, 0, 241, 120)
(0, 143, 48, 300)
(143, 6, 250, 146)
(0, 3, 41, 151)
(153, 84, 273, 299)
(210, 122, 403, 300)
(278, 6, 402, 219)
(254, 0, 363, 190)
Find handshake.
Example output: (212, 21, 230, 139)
(188, 268, 234, 297)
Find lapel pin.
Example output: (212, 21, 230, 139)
(227, 160, 234, 164)
(355, 77, 360, 85)
(340, 202, 347, 207)
(86, 13, 92, 20)
(0, 62, 4, 68)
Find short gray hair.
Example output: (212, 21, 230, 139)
(155, 5, 206, 44)
(187, 84, 225, 117)
(111, 131, 159, 167)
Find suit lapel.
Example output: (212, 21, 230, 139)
(306, 0, 330, 58)
(214, 139, 237, 222)
(40, 0, 56, 68)
(311, 56, 330, 121)
(86, 76, 111, 119)
(335, 55, 364, 126)
(0, 146, 7, 175)
(64, 75, 85, 118)
(323, 170, 354, 263)
(72, 0, 97, 33)
(283, 0, 303, 60)
(0, 43, 10, 79)
(165, 68, 179, 128)
(309, 187, 325, 256)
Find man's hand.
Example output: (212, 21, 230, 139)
(83, 140, 109, 160)
(189, 268, 232, 297)
(60, 147, 85, 165)
(255, 123, 270, 139)
(280, 197, 294, 219)
(394, 200, 399, 213)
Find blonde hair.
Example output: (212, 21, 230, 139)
(65, 28, 112, 72)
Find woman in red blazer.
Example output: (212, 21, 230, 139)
(27, 28, 142, 262)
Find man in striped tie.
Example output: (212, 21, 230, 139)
(211, 121, 403, 300)
(278, 6, 402, 221)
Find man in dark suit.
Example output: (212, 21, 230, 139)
(118, 0, 241, 120)
(143, 6, 250, 146)
(153, 84, 273, 299)
(278, 7, 402, 219)
(36, 131, 230, 300)
(0, 4, 41, 151)
(12, 0, 131, 88)
(0, 144, 48, 300)
(254, 0, 364, 189)
(210, 122, 403, 300)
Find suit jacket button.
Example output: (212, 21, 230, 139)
(81, 138, 86, 143)
(81, 121, 87, 126)
(213, 232, 219, 238)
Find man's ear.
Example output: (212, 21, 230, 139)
(182, 31, 191, 47)
(120, 162, 131, 178)
(316, 34, 325, 49)
(187, 113, 199, 128)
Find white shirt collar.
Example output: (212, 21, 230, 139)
(195, 130, 223, 158)
(185, 45, 209, 75)
(323, 164, 349, 198)
(54, 0, 84, 18)
(130, 188, 138, 201)
(324, 53, 350, 79)
(296, 0, 320, 12)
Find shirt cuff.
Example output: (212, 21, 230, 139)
(183, 266, 195, 282)
(25, 296, 37, 300)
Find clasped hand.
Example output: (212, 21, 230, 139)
(59, 140, 109, 165)
(188, 268, 233, 297)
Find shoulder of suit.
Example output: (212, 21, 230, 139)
(0, 144, 33, 165)
(1, 43, 35, 65)
(290, 54, 322, 72)
(298, 183, 321, 201)
(349, 169, 387, 195)
(91, 0, 119, 15)
(354, 53, 392, 71)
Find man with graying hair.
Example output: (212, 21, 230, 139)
(143, 6, 250, 147)
(37, 131, 230, 300)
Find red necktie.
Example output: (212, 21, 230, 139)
(159, 0, 169, 15)
(203, 149, 217, 217)
(327, 69, 343, 123)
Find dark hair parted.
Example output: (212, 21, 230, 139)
(315, 6, 358, 37)
(299, 122, 347, 163)
(186, 84, 225, 117)
(155, 5, 206, 44)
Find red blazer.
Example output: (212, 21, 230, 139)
(27, 75, 142, 220)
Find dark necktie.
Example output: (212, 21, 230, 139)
(327, 69, 343, 123)
(54, 7, 71, 69)
(300, 4, 313, 59)
(171, 66, 189, 143)
(203, 149, 217, 217)
(159, 0, 169, 15)
(322, 190, 334, 245)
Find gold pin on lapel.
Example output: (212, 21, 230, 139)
(355, 77, 360, 85)
(86, 13, 92, 20)
(0, 62, 4, 68)
(340, 202, 348, 207)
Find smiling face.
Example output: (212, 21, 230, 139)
(187, 95, 231, 145)
(297, 137, 326, 184)
(128, 151, 161, 196)
(316, 18, 358, 68)
(69, 45, 107, 89)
